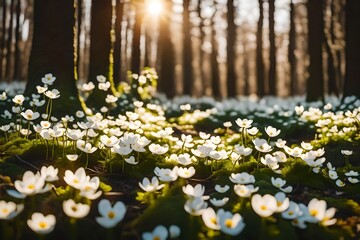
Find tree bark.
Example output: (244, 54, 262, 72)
(25, 0, 82, 116)
(13, 0, 22, 81)
(343, 0, 360, 98)
(182, 0, 192, 95)
(131, 0, 143, 74)
(306, 0, 324, 102)
(157, 0, 175, 97)
(268, 0, 276, 95)
(226, 0, 237, 98)
(0, 0, 7, 81)
(5, 0, 14, 81)
(113, 0, 124, 86)
(288, 0, 297, 95)
(210, 10, 220, 99)
(197, 0, 206, 95)
(256, 0, 265, 97)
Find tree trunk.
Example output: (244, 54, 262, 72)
(268, 0, 276, 95)
(113, 0, 123, 85)
(182, 0, 192, 95)
(210, 12, 220, 99)
(226, 0, 237, 98)
(306, 0, 324, 102)
(0, 0, 7, 81)
(25, 0, 82, 116)
(131, 0, 143, 74)
(87, 0, 114, 109)
(75, 0, 82, 81)
(13, 0, 22, 81)
(343, 0, 360, 98)
(288, 0, 297, 96)
(197, 0, 206, 95)
(157, 0, 175, 97)
(242, 33, 250, 96)
(256, 0, 265, 97)
(5, 0, 14, 81)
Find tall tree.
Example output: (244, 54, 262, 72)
(343, 0, 360, 98)
(87, 0, 115, 109)
(183, 0, 193, 95)
(241, 24, 250, 96)
(131, 0, 143, 74)
(288, 0, 297, 95)
(157, 0, 175, 97)
(268, 0, 276, 95)
(13, 0, 22, 80)
(5, 0, 14, 81)
(306, 0, 324, 102)
(113, 0, 124, 86)
(256, 0, 265, 97)
(210, 4, 220, 99)
(25, 0, 82, 115)
(0, 0, 7, 81)
(226, 0, 236, 97)
(197, 0, 206, 95)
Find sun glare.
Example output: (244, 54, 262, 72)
(146, 0, 163, 16)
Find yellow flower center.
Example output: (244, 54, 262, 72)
(2, 209, 9, 214)
(310, 209, 318, 217)
(260, 205, 267, 211)
(225, 219, 233, 228)
(153, 236, 160, 240)
(210, 217, 217, 225)
(71, 206, 78, 212)
(108, 211, 115, 219)
(288, 211, 294, 216)
(277, 201, 282, 207)
(73, 179, 79, 184)
(28, 184, 35, 190)
(38, 221, 48, 229)
(27, 114, 32, 119)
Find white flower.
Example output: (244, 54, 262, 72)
(64, 167, 87, 189)
(98, 82, 111, 91)
(113, 144, 133, 156)
(328, 170, 338, 180)
(100, 135, 119, 147)
(63, 199, 90, 219)
(345, 170, 359, 177)
(96, 199, 126, 228)
(341, 150, 353, 156)
(148, 143, 169, 155)
(223, 121, 232, 128)
(182, 184, 209, 200)
(247, 127, 259, 135)
(12, 94, 25, 105)
(210, 197, 229, 207)
(271, 177, 286, 189)
(251, 194, 277, 217)
(218, 209, 245, 236)
(169, 225, 181, 238)
(21, 109, 40, 121)
(76, 139, 97, 153)
(27, 213, 56, 235)
(41, 73, 56, 85)
(215, 184, 230, 193)
(275, 139, 287, 148)
(139, 176, 164, 192)
(335, 179, 345, 187)
(348, 177, 359, 184)
(253, 138, 273, 153)
(307, 198, 337, 226)
(142, 225, 168, 240)
(37, 85, 48, 94)
(229, 172, 255, 184)
(14, 171, 49, 196)
(261, 154, 279, 170)
(265, 126, 280, 137)
(177, 153, 192, 166)
(202, 207, 221, 230)
(184, 197, 207, 216)
(44, 89, 60, 99)
(234, 145, 253, 156)
(0, 201, 24, 220)
(273, 151, 287, 162)
(79, 176, 102, 200)
(154, 167, 178, 182)
(125, 156, 139, 165)
(274, 192, 290, 212)
(0, 91, 7, 100)
(281, 201, 302, 219)
(66, 154, 79, 161)
(96, 75, 107, 83)
(177, 166, 195, 179)
(105, 94, 118, 103)
(234, 184, 259, 198)
(301, 141, 313, 150)
(81, 82, 95, 91)
(235, 118, 253, 129)
(40, 165, 59, 182)
(199, 132, 210, 140)
(285, 146, 303, 157)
